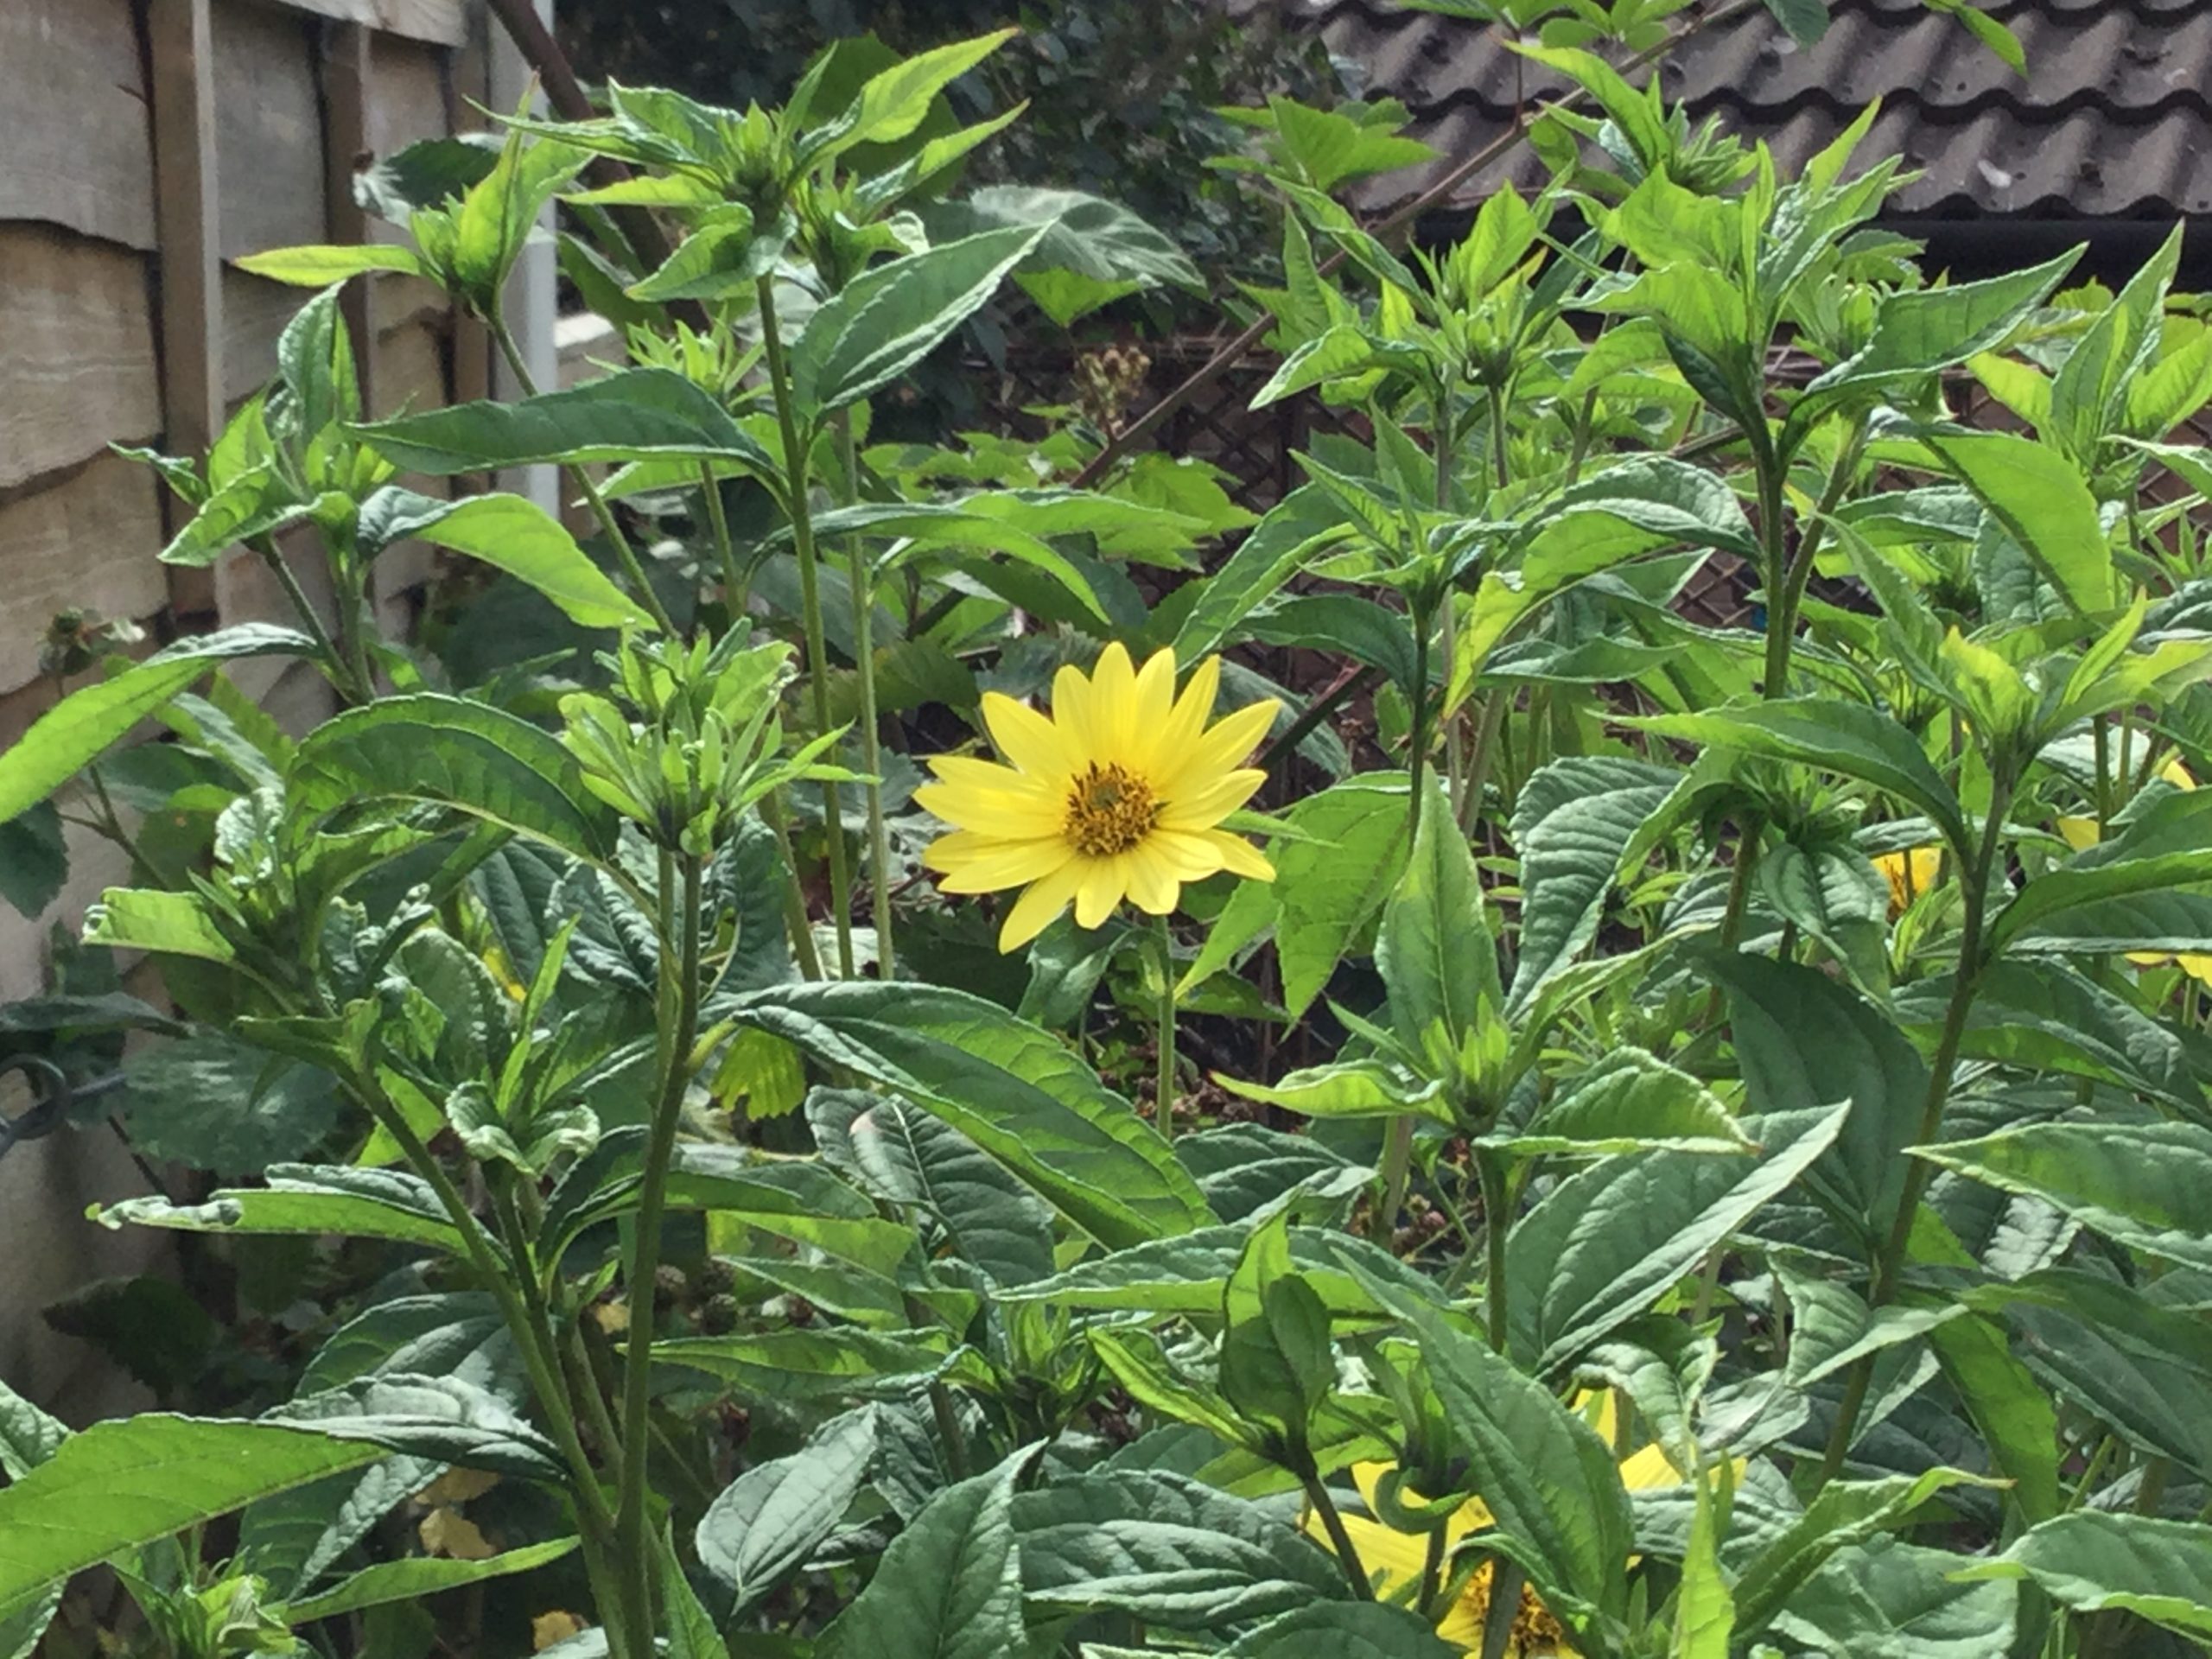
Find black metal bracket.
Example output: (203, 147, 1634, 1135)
(0, 1055, 79, 1163)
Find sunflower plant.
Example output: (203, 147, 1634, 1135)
(11, 11, 2212, 1659)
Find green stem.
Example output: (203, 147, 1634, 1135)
(1154, 913, 1179, 1142)
(613, 849, 705, 1640)
(1435, 396, 1465, 822)
(699, 462, 745, 617)
(762, 788, 827, 982)
(2093, 715, 2113, 833)
(489, 314, 675, 638)
(755, 276, 855, 977)
(250, 535, 363, 703)
(836, 410, 896, 980)
(1300, 1472, 1377, 1601)
(1377, 607, 1436, 1235)
(1476, 1147, 1512, 1353)
(1480, 1560, 1527, 1659)
(1764, 423, 1865, 699)
(1758, 455, 1793, 697)
(1818, 783, 2011, 1484)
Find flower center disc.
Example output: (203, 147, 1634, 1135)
(1063, 761, 1160, 858)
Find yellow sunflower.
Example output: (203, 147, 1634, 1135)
(1303, 1392, 1723, 1656)
(1873, 844, 1942, 917)
(2056, 759, 2212, 984)
(918, 643, 1280, 951)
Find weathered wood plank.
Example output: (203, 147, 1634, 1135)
(321, 22, 377, 410)
(220, 266, 309, 402)
(368, 33, 452, 157)
(244, 0, 469, 48)
(0, 456, 168, 696)
(0, 0, 157, 250)
(372, 316, 449, 418)
(210, 0, 324, 261)
(0, 226, 161, 492)
(148, 0, 225, 619)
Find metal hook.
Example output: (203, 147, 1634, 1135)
(0, 1055, 74, 1162)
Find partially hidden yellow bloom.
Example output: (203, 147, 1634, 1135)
(1303, 1392, 1727, 1656)
(1873, 845, 1943, 916)
(2056, 759, 2212, 984)
(918, 643, 1280, 951)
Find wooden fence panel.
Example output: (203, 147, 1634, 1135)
(0, 0, 158, 251)
(0, 227, 162, 494)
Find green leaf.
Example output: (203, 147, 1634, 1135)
(119, 1034, 339, 1179)
(1219, 1603, 1459, 1656)
(1508, 757, 1681, 1014)
(653, 1330, 952, 1401)
(0, 1416, 387, 1623)
(1346, 1262, 1634, 1628)
(1903, 960, 2194, 1106)
(1916, 1120, 2212, 1274)
(1927, 431, 2112, 615)
(1217, 1061, 1452, 1126)
(1926, 1312, 2061, 1527)
(791, 226, 1050, 416)
(1218, 1214, 1333, 1451)
(1732, 1468, 2006, 1640)
(1956, 1512, 2212, 1639)
(95, 1165, 474, 1256)
(1012, 1468, 1343, 1629)
(1376, 782, 1497, 1064)
(290, 693, 616, 860)
(1710, 954, 1927, 1238)
(724, 981, 1210, 1249)
(82, 888, 236, 963)
(0, 802, 67, 916)
(810, 29, 1018, 158)
(1757, 839, 1889, 989)
(365, 492, 657, 630)
(1507, 1106, 1848, 1375)
(0, 626, 315, 824)
(0, 1383, 66, 1483)
(1967, 1270, 2212, 1483)
(1991, 791, 2212, 950)
(234, 244, 425, 284)
(1498, 1048, 1752, 1159)
(843, 1096, 1058, 1287)
(696, 1408, 877, 1612)
(1271, 777, 1410, 1020)
(1760, 0, 1829, 48)
(353, 368, 776, 476)
(930, 184, 1204, 296)
(817, 1447, 1033, 1659)
(283, 1538, 576, 1624)
(1770, 1539, 2018, 1657)
(1633, 699, 1968, 855)
(998, 1225, 1429, 1324)
(263, 1375, 564, 1481)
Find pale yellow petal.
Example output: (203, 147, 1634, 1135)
(937, 838, 1075, 894)
(1618, 1443, 1687, 1491)
(2056, 815, 2100, 853)
(1075, 855, 1129, 928)
(1202, 829, 1275, 881)
(998, 860, 1087, 951)
(2183, 953, 2212, 985)
(1123, 842, 1180, 915)
(981, 691, 1079, 782)
(1090, 641, 1139, 764)
(2163, 758, 2196, 790)
(913, 782, 1061, 840)
(1123, 646, 1178, 772)
(921, 830, 999, 872)
(1158, 654, 1222, 763)
(1153, 697, 1281, 800)
(925, 753, 1045, 794)
(1159, 766, 1268, 830)
(1053, 660, 1104, 757)
(1150, 829, 1231, 880)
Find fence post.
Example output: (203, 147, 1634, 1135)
(144, 0, 224, 622)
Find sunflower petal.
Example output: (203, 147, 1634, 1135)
(1124, 842, 1180, 914)
(1150, 829, 1230, 880)
(981, 691, 1079, 782)
(1125, 646, 1178, 771)
(1154, 697, 1280, 800)
(936, 838, 1075, 894)
(1202, 829, 1274, 880)
(999, 860, 1087, 951)
(1090, 641, 1138, 764)
(1160, 767, 1268, 830)
(1075, 855, 1128, 928)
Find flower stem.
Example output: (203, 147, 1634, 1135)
(698, 461, 745, 616)
(1154, 913, 1179, 1142)
(614, 848, 704, 1638)
(488, 313, 675, 638)
(755, 276, 855, 977)
(836, 410, 896, 980)
(1300, 1472, 1377, 1601)
(1476, 1147, 1512, 1353)
(762, 788, 827, 982)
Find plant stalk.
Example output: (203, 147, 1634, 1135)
(613, 848, 705, 1642)
(1476, 1147, 1513, 1353)
(755, 276, 856, 977)
(489, 314, 675, 637)
(835, 410, 896, 979)
(1817, 783, 2011, 1483)
(1300, 1472, 1377, 1601)
(698, 462, 745, 616)
(1154, 913, 1179, 1142)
